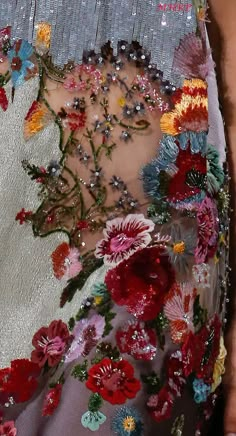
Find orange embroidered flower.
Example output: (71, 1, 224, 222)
(164, 283, 196, 344)
(35, 22, 51, 55)
(160, 79, 208, 135)
(51, 242, 82, 280)
(24, 101, 52, 139)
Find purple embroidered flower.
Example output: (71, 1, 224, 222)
(195, 197, 219, 264)
(95, 214, 155, 266)
(65, 314, 105, 362)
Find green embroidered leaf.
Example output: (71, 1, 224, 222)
(71, 361, 88, 382)
(141, 372, 161, 395)
(88, 393, 103, 412)
(68, 317, 75, 331)
(193, 295, 207, 328)
(92, 342, 120, 364)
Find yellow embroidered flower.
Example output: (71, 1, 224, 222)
(211, 336, 227, 392)
(35, 22, 51, 55)
(172, 241, 186, 254)
(123, 416, 136, 432)
(118, 96, 126, 107)
(160, 79, 208, 135)
(94, 296, 103, 306)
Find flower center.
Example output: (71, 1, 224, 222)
(102, 370, 123, 391)
(11, 56, 22, 71)
(110, 233, 135, 253)
(123, 416, 136, 431)
(38, 335, 65, 355)
(173, 241, 185, 254)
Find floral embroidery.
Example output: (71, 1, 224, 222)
(105, 246, 175, 321)
(51, 242, 82, 280)
(0, 87, 8, 112)
(8, 40, 38, 88)
(0, 27, 11, 63)
(15, 208, 33, 225)
(81, 410, 107, 431)
(66, 314, 105, 362)
(31, 320, 70, 368)
(116, 320, 157, 361)
(164, 283, 196, 344)
(0, 359, 40, 404)
(211, 336, 227, 392)
(42, 383, 63, 416)
(95, 214, 154, 266)
(147, 386, 174, 423)
(35, 22, 51, 56)
(192, 263, 211, 288)
(86, 358, 141, 405)
(24, 100, 52, 139)
(0, 421, 17, 436)
(111, 406, 143, 436)
(192, 378, 211, 403)
(195, 196, 219, 264)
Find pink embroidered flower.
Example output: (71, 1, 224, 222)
(0, 421, 17, 436)
(95, 214, 155, 266)
(164, 283, 196, 344)
(66, 314, 105, 362)
(116, 320, 157, 360)
(51, 242, 82, 280)
(42, 384, 62, 416)
(147, 386, 174, 423)
(31, 320, 70, 368)
(195, 197, 219, 264)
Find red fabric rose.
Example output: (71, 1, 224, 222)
(42, 383, 62, 416)
(31, 320, 70, 368)
(86, 358, 141, 405)
(0, 420, 17, 436)
(181, 315, 221, 381)
(105, 247, 175, 321)
(147, 386, 174, 423)
(116, 320, 157, 360)
(0, 359, 40, 403)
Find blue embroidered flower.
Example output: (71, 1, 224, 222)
(81, 410, 107, 431)
(111, 406, 143, 436)
(192, 379, 211, 404)
(8, 40, 35, 87)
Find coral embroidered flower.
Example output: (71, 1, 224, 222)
(0, 87, 8, 112)
(160, 79, 208, 135)
(0, 421, 17, 436)
(86, 358, 141, 405)
(111, 406, 144, 436)
(31, 320, 70, 368)
(195, 196, 219, 264)
(116, 320, 157, 361)
(15, 208, 33, 224)
(95, 214, 155, 266)
(8, 40, 37, 88)
(42, 383, 62, 416)
(66, 314, 105, 362)
(164, 283, 196, 344)
(105, 246, 175, 321)
(24, 100, 52, 139)
(51, 242, 82, 280)
(0, 359, 40, 403)
(147, 386, 174, 423)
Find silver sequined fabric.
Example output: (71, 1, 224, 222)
(0, 0, 197, 86)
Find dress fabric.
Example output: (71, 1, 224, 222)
(0, 2, 230, 436)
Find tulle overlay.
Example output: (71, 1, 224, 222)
(0, 3, 230, 436)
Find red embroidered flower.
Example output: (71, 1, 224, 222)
(15, 208, 33, 225)
(0, 88, 8, 112)
(181, 315, 221, 381)
(42, 383, 62, 416)
(31, 320, 70, 368)
(0, 359, 40, 403)
(95, 214, 154, 266)
(86, 358, 141, 405)
(116, 320, 157, 360)
(165, 350, 186, 397)
(51, 242, 83, 280)
(105, 246, 175, 321)
(147, 386, 174, 423)
(0, 421, 17, 436)
(67, 112, 87, 131)
(167, 143, 206, 203)
(195, 196, 219, 264)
